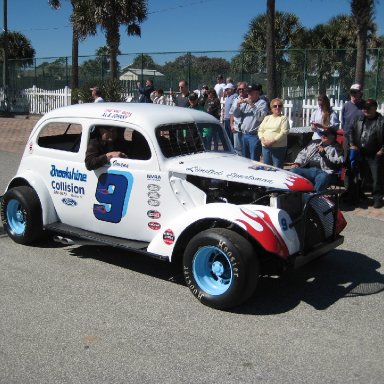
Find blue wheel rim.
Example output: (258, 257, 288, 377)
(192, 246, 233, 295)
(6, 199, 26, 235)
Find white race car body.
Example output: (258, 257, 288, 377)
(1, 103, 346, 309)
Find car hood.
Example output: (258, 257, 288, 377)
(166, 153, 314, 191)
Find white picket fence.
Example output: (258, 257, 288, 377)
(4, 86, 384, 128)
(20, 86, 71, 114)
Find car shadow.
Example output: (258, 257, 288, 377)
(33, 237, 384, 315)
(67, 243, 186, 285)
(234, 249, 384, 315)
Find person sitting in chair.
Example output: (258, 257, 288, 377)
(289, 128, 343, 192)
(85, 126, 128, 170)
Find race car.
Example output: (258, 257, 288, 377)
(1, 103, 347, 310)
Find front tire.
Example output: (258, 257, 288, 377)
(183, 228, 259, 310)
(1, 186, 43, 244)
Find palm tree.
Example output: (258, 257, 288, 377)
(48, 0, 80, 90)
(73, 0, 148, 80)
(234, 11, 303, 95)
(266, 0, 277, 99)
(351, 0, 376, 87)
(0, 31, 35, 65)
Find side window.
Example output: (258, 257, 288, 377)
(38, 122, 82, 153)
(130, 129, 151, 160)
(89, 126, 151, 161)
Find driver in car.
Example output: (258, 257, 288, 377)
(85, 126, 128, 170)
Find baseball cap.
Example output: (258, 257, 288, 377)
(350, 84, 362, 92)
(188, 92, 198, 101)
(320, 127, 338, 136)
(90, 86, 100, 91)
(247, 83, 262, 92)
(362, 98, 378, 109)
(224, 83, 235, 90)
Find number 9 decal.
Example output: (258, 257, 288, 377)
(93, 171, 133, 223)
(281, 217, 288, 231)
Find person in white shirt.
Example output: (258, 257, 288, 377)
(90, 86, 104, 103)
(310, 94, 339, 140)
(214, 74, 226, 101)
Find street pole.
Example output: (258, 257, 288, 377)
(2, 0, 9, 114)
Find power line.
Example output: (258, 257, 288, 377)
(11, 0, 220, 33)
(149, 0, 218, 15)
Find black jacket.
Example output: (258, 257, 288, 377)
(85, 138, 129, 170)
(349, 112, 384, 156)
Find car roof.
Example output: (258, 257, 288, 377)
(41, 102, 220, 128)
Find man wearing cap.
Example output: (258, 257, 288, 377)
(188, 92, 204, 110)
(341, 84, 365, 159)
(233, 83, 268, 161)
(348, 98, 384, 208)
(289, 128, 343, 192)
(223, 83, 237, 144)
(90, 86, 104, 103)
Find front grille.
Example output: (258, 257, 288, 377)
(274, 191, 339, 255)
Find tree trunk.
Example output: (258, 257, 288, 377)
(355, 29, 367, 87)
(71, 29, 79, 92)
(266, 0, 277, 99)
(107, 25, 120, 80)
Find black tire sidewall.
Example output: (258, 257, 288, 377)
(183, 228, 257, 310)
(1, 186, 42, 244)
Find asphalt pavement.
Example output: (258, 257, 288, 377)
(0, 116, 383, 384)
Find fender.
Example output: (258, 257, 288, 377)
(6, 171, 58, 225)
(147, 203, 300, 260)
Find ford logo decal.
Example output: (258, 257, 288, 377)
(62, 197, 78, 207)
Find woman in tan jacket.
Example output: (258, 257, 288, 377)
(258, 98, 289, 168)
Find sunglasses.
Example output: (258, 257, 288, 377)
(272, 105, 283, 108)
(237, 88, 245, 91)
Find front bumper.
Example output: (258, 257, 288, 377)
(292, 234, 344, 268)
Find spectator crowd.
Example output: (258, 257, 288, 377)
(92, 77, 384, 209)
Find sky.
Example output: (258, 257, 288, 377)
(4, 0, 384, 63)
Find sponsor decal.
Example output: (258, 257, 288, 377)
(61, 197, 78, 207)
(52, 181, 85, 195)
(148, 222, 161, 230)
(147, 174, 161, 182)
(147, 184, 160, 192)
(50, 164, 87, 182)
(101, 108, 132, 120)
(163, 229, 175, 245)
(147, 191, 160, 199)
(148, 199, 160, 206)
(226, 172, 273, 184)
(248, 164, 278, 172)
(186, 166, 223, 176)
(147, 210, 161, 219)
(112, 159, 129, 169)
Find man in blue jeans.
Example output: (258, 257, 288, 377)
(289, 128, 343, 192)
(233, 84, 268, 161)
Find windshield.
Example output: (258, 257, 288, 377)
(156, 122, 233, 158)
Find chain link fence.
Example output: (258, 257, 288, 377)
(1, 48, 383, 113)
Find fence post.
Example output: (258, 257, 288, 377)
(32, 85, 37, 114)
(64, 86, 69, 106)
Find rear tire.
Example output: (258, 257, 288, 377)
(1, 186, 43, 244)
(183, 228, 259, 310)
